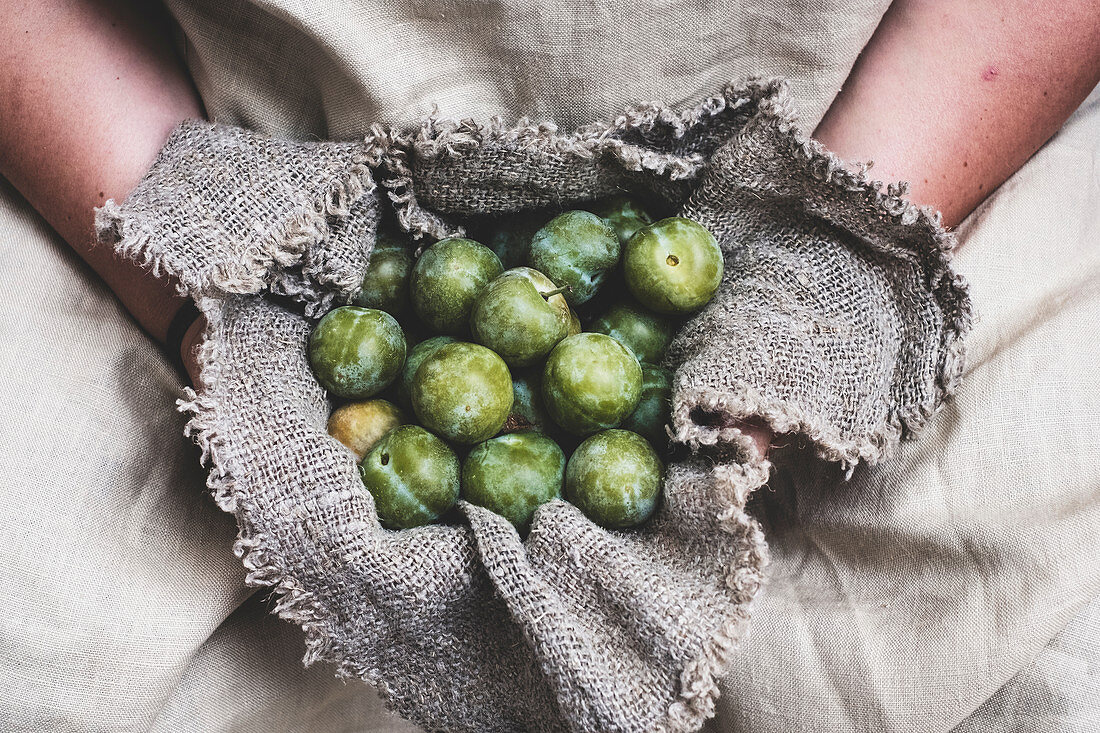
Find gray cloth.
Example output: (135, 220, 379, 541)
(95, 78, 965, 731)
(669, 108, 968, 469)
(95, 125, 378, 316)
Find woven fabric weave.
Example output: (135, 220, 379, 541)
(96, 78, 969, 732)
(94, 123, 378, 316)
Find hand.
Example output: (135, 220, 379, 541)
(179, 314, 207, 388)
(736, 422, 773, 461)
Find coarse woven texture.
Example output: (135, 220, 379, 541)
(95, 122, 378, 316)
(95, 78, 968, 732)
(667, 104, 971, 470)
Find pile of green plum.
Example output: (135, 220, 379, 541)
(310, 196, 723, 532)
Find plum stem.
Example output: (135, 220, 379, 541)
(541, 285, 571, 300)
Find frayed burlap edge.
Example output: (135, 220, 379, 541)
(94, 139, 378, 301)
(177, 295, 772, 733)
(163, 78, 965, 731)
(176, 298, 353, 681)
(362, 123, 465, 245)
(671, 81, 972, 473)
(365, 78, 788, 248)
(660, 460, 771, 731)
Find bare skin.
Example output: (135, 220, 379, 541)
(0, 1, 203, 340)
(815, 0, 1100, 228)
(743, 0, 1100, 456)
(2, 0, 1099, 455)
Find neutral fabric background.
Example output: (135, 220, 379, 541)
(1, 1, 1098, 730)
(705, 84, 1100, 732)
(165, 0, 890, 137)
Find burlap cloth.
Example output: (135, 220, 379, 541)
(95, 78, 968, 732)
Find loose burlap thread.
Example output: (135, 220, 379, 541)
(96, 78, 969, 732)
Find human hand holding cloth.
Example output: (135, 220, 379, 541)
(95, 79, 968, 732)
(668, 105, 970, 470)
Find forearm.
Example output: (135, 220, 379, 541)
(815, 0, 1100, 228)
(0, 0, 204, 342)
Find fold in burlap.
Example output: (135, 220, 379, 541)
(668, 99, 971, 471)
(96, 78, 969, 732)
(94, 123, 378, 315)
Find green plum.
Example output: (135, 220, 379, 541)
(411, 342, 513, 444)
(565, 429, 663, 529)
(484, 213, 547, 268)
(396, 335, 455, 407)
(590, 302, 674, 364)
(359, 424, 460, 529)
(623, 217, 723, 314)
(542, 333, 642, 435)
(461, 432, 565, 529)
(506, 368, 554, 432)
(621, 364, 672, 447)
(410, 237, 503, 336)
(590, 195, 654, 245)
(327, 398, 407, 461)
(470, 267, 570, 367)
(567, 308, 582, 336)
(353, 246, 412, 317)
(528, 210, 620, 306)
(309, 306, 406, 399)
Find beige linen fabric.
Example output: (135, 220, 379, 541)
(149, 594, 416, 733)
(706, 84, 1100, 733)
(952, 592, 1100, 733)
(2, 0, 1098, 730)
(0, 175, 412, 732)
(163, 0, 890, 138)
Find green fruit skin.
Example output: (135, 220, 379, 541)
(623, 217, 724, 314)
(485, 214, 546, 268)
(565, 429, 663, 529)
(353, 247, 413, 317)
(411, 237, 503, 336)
(470, 267, 570, 367)
(508, 368, 555, 431)
(567, 309, 582, 336)
(359, 425, 460, 529)
(590, 302, 674, 364)
(327, 398, 407, 461)
(528, 210, 620, 306)
(621, 364, 672, 447)
(397, 335, 455, 407)
(309, 307, 406, 399)
(542, 333, 642, 435)
(591, 195, 654, 245)
(462, 432, 565, 528)
(411, 342, 514, 444)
